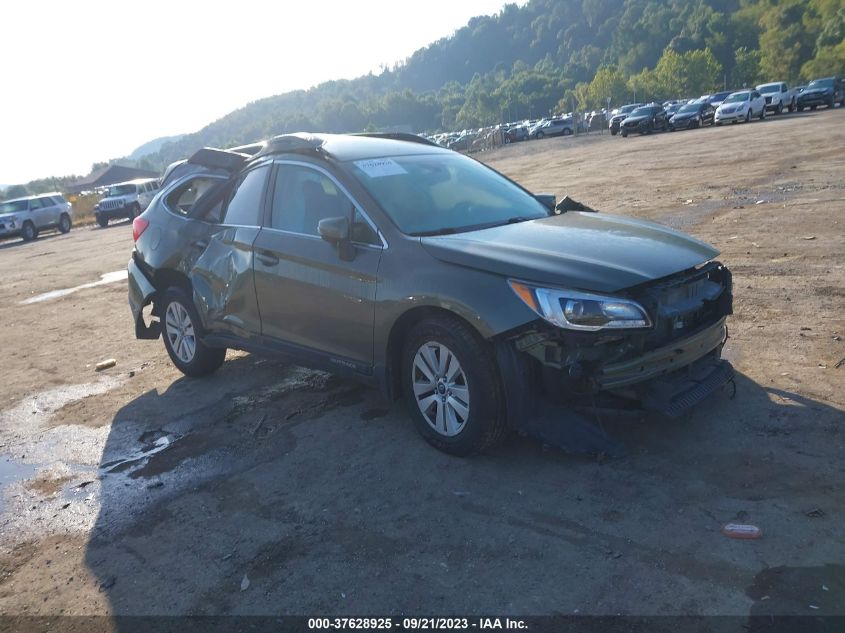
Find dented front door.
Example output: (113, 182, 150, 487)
(188, 164, 270, 340)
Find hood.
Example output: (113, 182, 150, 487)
(802, 87, 830, 95)
(419, 212, 718, 293)
(672, 112, 698, 120)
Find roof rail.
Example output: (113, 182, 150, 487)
(354, 132, 439, 147)
(256, 133, 326, 159)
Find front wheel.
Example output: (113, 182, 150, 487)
(161, 287, 226, 377)
(621, 130, 628, 137)
(130, 203, 141, 219)
(562, 128, 572, 136)
(402, 315, 507, 456)
(745, 110, 751, 123)
(21, 221, 37, 242)
(58, 213, 72, 233)
(776, 103, 783, 115)
(760, 107, 766, 120)
(535, 131, 545, 139)
(97, 216, 109, 228)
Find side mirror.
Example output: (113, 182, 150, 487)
(535, 193, 556, 213)
(318, 216, 355, 261)
(318, 216, 349, 242)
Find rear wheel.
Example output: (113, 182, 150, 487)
(161, 287, 226, 377)
(58, 213, 72, 234)
(21, 221, 37, 242)
(402, 315, 507, 456)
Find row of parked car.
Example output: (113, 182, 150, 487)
(610, 76, 844, 137)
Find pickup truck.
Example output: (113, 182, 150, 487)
(756, 82, 797, 114)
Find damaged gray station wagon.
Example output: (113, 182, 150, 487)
(128, 133, 734, 455)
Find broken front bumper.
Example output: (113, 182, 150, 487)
(597, 317, 728, 389)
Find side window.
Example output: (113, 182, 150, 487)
(165, 177, 223, 216)
(270, 165, 350, 236)
(221, 165, 268, 226)
(32, 198, 50, 209)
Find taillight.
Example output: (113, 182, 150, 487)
(132, 217, 149, 242)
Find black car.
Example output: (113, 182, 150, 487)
(797, 76, 844, 111)
(620, 105, 668, 137)
(608, 103, 643, 135)
(669, 102, 715, 131)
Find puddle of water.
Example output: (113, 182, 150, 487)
(19, 269, 128, 305)
(0, 456, 39, 515)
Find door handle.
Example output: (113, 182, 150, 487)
(256, 251, 279, 266)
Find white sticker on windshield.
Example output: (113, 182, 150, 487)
(354, 158, 407, 178)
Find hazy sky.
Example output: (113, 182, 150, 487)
(1, 0, 521, 184)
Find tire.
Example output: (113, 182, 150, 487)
(562, 128, 572, 136)
(536, 131, 544, 139)
(745, 110, 751, 123)
(827, 98, 835, 109)
(610, 130, 617, 136)
(504, 136, 511, 144)
(21, 221, 37, 242)
(760, 107, 766, 120)
(58, 213, 72, 234)
(401, 315, 507, 456)
(810, 105, 817, 111)
(97, 216, 109, 228)
(130, 203, 141, 219)
(160, 287, 226, 377)
(776, 103, 783, 115)
(798, 105, 804, 112)
(621, 130, 628, 137)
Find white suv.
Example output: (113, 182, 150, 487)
(0, 193, 73, 242)
(94, 178, 160, 227)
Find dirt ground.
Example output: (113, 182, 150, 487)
(0, 108, 843, 626)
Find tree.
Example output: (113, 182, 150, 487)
(573, 65, 629, 110)
(733, 47, 761, 87)
(758, 0, 817, 82)
(801, 39, 845, 79)
(2, 184, 29, 200)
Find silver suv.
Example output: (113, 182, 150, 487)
(95, 178, 160, 227)
(0, 193, 73, 241)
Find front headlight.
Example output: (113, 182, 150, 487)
(509, 280, 652, 331)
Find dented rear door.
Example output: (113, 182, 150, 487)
(189, 164, 270, 340)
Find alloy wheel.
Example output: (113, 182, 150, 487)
(412, 341, 470, 437)
(165, 301, 197, 364)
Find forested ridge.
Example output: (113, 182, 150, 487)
(5, 0, 843, 195)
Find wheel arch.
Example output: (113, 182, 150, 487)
(382, 306, 492, 401)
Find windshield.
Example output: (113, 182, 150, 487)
(677, 104, 701, 114)
(0, 200, 29, 214)
(758, 84, 780, 94)
(346, 153, 549, 236)
(723, 92, 749, 104)
(629, 107, 655, 116)
(105, 184, 136, 197)
(620, 104, 639, 114)
(808, 79, 833, 89)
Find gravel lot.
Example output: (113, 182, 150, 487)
(0, 108, 843, 625)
